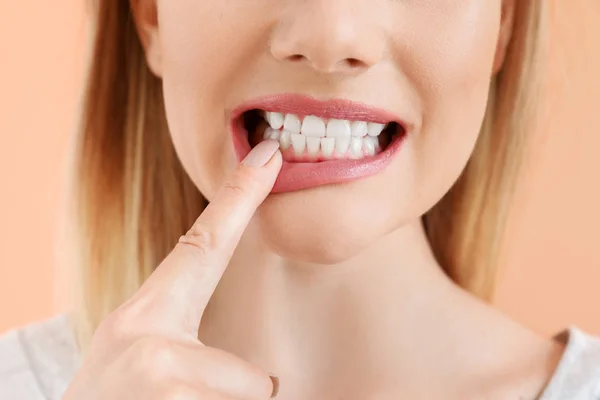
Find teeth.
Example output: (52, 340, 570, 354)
(306, 137, 321, 156)
(351, 121, 368, 137)
(350, 137, 363, 158)
(283, 114, 302, 134)
(290, 132, 306, 155)
(363, 136, 378, 156)
(263, 112, 388, 137)
(335, 137, 351, 156)
(265, 112, 284, 130)
(258, 111, 392, 159)
(321, 138, 335, 157)
(265, 130, 382, 159)
(326, 119, 352, 138)
(263, 127, 281, 141)
(367, 122, 386, 137)
(301, 116, 326, 137)
(280, 130, 292, 150)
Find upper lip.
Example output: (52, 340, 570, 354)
(231, 93, 408, 129)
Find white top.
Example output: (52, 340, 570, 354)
(0, 314, 599, 399)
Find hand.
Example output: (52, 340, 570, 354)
(63, 140, 282, 400)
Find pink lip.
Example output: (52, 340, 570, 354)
(230, 94, 409, 193)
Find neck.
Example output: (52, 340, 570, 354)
(199, 218, 559, 398)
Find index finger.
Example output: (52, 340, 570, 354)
(131, 140, 282, 336)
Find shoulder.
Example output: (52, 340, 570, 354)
(0, 314, 80, 400)
(541, 326, 600, 399)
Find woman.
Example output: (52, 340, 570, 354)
(1, 0, 599, 398)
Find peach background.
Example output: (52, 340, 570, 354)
(0, 1, 599, 336)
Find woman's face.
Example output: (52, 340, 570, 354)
(142, 0, 512, 263)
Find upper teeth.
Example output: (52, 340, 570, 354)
(265, 112, 388, 138)
(261, 111, 392, 159)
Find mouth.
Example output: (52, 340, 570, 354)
(231, 94, 409, 193)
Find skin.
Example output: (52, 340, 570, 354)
(65, 0, 565, 399)
(64, 141, 283, 400)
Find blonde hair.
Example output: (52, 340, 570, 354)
(71, 1, 547, 349)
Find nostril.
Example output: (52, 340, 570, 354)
(342, 58, 367, 69)
(281, 53, 369, 73)
(288, 54, 306, 62)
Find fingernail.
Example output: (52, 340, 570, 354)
(242, 140, 280, 167)
(269, 375, 279, 398)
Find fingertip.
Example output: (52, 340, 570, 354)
(265, 146, 283, 170)
(241, 139, 281, 167)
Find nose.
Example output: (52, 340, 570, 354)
(269, 0, 386, 75)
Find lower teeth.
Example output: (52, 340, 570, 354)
(263, 127, 383, 160)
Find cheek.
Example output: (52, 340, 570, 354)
(407, 6, 501, 210)
(155, 0, 270, 199)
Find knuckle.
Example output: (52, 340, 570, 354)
(130, 337, 176, 382)
(240, 363, 275, 398)
(251, 370, 276, 399)
(222, 180, 249, 200)
(93, 311, 137, 345)
(227, 167, 259, 195)
(162, 383, 201, 400)
(203, 347, 274, 399)
(180, 224, 214, 257)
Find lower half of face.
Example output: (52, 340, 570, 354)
(157, 0, 503, 264)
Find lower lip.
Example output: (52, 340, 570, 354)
(231, 120, 406, 193)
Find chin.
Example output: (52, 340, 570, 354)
(254, 181, 406, 265)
